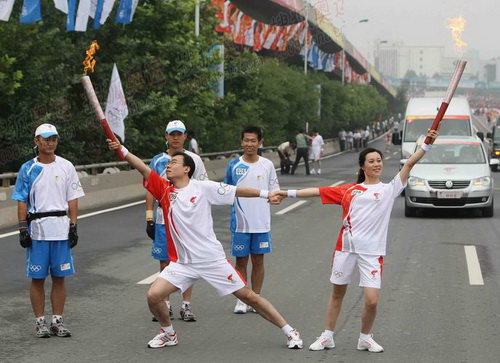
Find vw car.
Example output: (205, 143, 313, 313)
(403, 136, 498, 217)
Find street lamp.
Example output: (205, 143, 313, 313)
(195, 0, 200, 37)
(341, 19, 369, 85)
(304, 3, 310, 75)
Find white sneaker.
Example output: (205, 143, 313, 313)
(287, 329, 303, 349)
(309, 332, 335, 351)
(357, 334, 384, 352)
(234, 299, 248, 314)
(247, 305, 257, 313)
(317, 169, 322, 174)
(311, 169, 316, 174)
(147, 330, 178, 348)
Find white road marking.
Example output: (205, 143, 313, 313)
(464, 246, 484, 285)
(79, 201, 145, 219)
(275, 181, 344, 215)
(137, 272, 159, 285)
(275, 201, 307, 215)
(0, 200, 145, 240)
(0, 231, 17, 239)
(330, 180, 345, 187)
(393, 152, 398, 156)
(385, 156, 391, 160)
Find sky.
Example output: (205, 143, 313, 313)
(308, 0, 499, 62)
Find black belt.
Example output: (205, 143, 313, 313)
(27, 211, 67, 223)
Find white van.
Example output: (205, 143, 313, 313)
(401, 97, 475, 159)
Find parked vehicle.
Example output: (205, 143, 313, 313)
(403, 135, 498, 217)
(488, 125, 500, 171)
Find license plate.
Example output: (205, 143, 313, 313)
(437, 190, 463, 199)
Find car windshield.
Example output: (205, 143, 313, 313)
(418, 143, 486, 164)
(404, 117, 471, 142)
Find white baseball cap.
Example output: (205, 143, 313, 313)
(166, 120, 186, 134)
(35, 123, 59, 138)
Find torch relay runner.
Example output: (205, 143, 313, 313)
(145, 120, 208, 323)
(270, 129, 438, 353)
(106, 138, 303, 350)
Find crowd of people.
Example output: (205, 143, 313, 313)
(12, 119, 438, 355)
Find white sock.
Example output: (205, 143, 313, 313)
(36, 316, 45, 324)
(360, 333, 371, 340)
(161, 325, 174, 334)
(324, 330, 334, 339)
(281, 324, 294, 336)
(52, 315, 63, 324)
(182, 301, 190, 308)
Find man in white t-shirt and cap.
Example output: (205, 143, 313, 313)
(12, 123, 85, 338)
(106, 138, 303, 350)
(145, 120, 208, 323)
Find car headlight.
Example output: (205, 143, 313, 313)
(473, 177, 491, 186)
(408, 177, 426, 186)
(495, 150, 500, 156)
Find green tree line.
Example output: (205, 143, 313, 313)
(0, 0, 389, 173)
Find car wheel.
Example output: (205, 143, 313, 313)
(405, 201, 417, 217)
(482, 201, 494, 217)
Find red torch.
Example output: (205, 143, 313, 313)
(81, 41, 125, 160)
(424, 60, 467, 144)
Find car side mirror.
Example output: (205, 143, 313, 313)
(487, 132, 492, 139)
(477, 132, 484, 141)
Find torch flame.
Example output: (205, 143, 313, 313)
(83, 41, 100, 76)
(446, 17, 467, 55)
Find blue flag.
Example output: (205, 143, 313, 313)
(67, 0, 77, 31)
(20, 0, 42, 24)
(115, 0, 132, 24)
(93, 0, 105, 29)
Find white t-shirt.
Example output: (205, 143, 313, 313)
(12, 156, 85, 240)
(189, 138, 199, 154)
(145, 172, 236, 263)
(224, 156, 279, 233)
(149, 150, 208, 224)
(319, 174, 405, 256)
(311, 134, 324, 150)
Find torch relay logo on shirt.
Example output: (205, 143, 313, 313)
(227, 274, 237, 284)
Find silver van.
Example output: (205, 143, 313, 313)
(404, 135, 497, 217)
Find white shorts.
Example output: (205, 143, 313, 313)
(309, 147, 322, 161)
(157, 259, 246, 296)
(329, 251, 384, 289)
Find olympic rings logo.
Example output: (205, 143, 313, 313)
(218, 183, 231, 195)
(198, 173, 209, 181)
(332, 270, 343, 278)
(30, 265, 42, 272)
(71, 181, 82, 191)
(269, 178, 279, 186)
(152, 247, 163, 254)
(233, 244, 245, 251)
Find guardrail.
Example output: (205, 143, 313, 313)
(0, 144, 284, 188)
